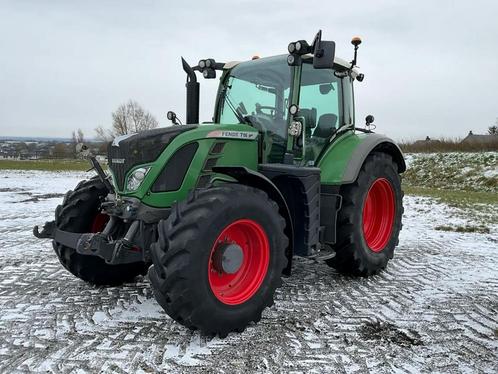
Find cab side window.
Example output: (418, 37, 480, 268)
(299, 63, 342, 137)
(299, 62, 343, 159)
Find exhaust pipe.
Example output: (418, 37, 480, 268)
(182, 57, 199, 125)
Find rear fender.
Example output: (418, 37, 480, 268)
(318, 132, 406, 185)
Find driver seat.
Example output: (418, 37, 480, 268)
(309, 113, 338, 159)
(313, 114, 337, 139)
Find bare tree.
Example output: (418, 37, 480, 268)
(70, 129, 85, 158)
(111, 100, 159, 136)
(112, 104, 129, 136)
(489, 118, 498, 135)
(95, 100, 159, 140)
(94, 125, 114, 142)
(71, 128, 84, 144)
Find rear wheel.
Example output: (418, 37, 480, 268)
(327, 152, 403, 276)
(53, 178, 148, 286)
(148, 184, 288, 337)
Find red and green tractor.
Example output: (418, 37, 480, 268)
(35, 31, 405, 337)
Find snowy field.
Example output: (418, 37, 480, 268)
(0, 170, 497, 373)
(403, 152, 498, 192)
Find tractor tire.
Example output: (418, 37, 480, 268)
(53, 177, 148, 286)
(148, 184, 288, 337)
(327, 152, 403, 276)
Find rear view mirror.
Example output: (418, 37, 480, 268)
(365, 115, 375, 125)
(313, 40, 335, 69)
(319, 83, 334, 95)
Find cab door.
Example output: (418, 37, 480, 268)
(297, 62, 351, 163)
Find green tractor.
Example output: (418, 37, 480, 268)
(34, 31, 405, 337)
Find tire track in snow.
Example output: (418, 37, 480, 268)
(0, 171, 497, 373)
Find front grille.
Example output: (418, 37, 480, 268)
(108, 125, 197, 190)
(151, 142, 199, 192)
(108, 148, 129, 190)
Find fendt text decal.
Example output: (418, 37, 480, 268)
(207, 130, 258, 140)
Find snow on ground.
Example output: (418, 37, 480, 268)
(0, 170, 497, 373)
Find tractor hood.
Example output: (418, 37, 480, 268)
(108, 125, 197, 190)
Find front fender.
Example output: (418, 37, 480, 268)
(212, 166, 294, 275)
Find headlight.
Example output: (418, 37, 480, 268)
(126, 167, 150, 191)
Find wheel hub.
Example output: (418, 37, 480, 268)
(212, 243, 244, 274)
(208, 219, 270, 305)
(362, 178, 395, 252)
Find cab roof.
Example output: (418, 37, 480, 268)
(223, 54, 359, 78)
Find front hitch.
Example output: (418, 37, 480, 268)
(33, 220, 144, 265)
(33, 221, 56, 239)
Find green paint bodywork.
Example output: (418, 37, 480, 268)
(112, 124, 258, 208)
(108, 55, 398, 210)
(317, 130, 368, 185)
(111, 124, 366, 208)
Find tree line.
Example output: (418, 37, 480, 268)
(64, 100, 159, 157)
(4, 99, 158, 160)
(60, 106, 498, 159)
(488, 118, 498, 135)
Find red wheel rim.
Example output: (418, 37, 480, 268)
(90, 213, 109, 233)
(208, 219, 270, 305)
(362, 178, 395, 252)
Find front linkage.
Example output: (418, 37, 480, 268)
(34, 217, 144, 265)
(33, 152, 155, 266)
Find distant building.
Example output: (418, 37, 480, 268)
(0, 151, 17, 159)
(19, 151, 44, 160)
(0, 138, 107, 159)
(461, 131, 498, 144)
(412, 136, 442, 147)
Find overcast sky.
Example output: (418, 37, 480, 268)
(1, 0, 497, 140)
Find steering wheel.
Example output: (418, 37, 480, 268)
(255, 103, 277, 117)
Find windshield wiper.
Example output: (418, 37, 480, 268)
(220, 87, 251, 125)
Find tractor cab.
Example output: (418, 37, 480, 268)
(212, 55, 356, 164)
(179, 30, 357, 166)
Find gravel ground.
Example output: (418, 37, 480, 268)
(0, 170, 497, 373)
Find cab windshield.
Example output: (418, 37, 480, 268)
(218, 56, 291, 143)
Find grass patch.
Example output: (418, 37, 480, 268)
(403, 152, 498, 193)
(435, 224, 490, 234)
(0, 159, 92, 171)
(404, 185, 498, 226)
(403, 186, 498, 206)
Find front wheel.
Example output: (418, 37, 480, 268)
(327, 152, 404, 276)
(148, 184, 288, 337)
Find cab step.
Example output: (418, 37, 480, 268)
(309, 246, 336, 262)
